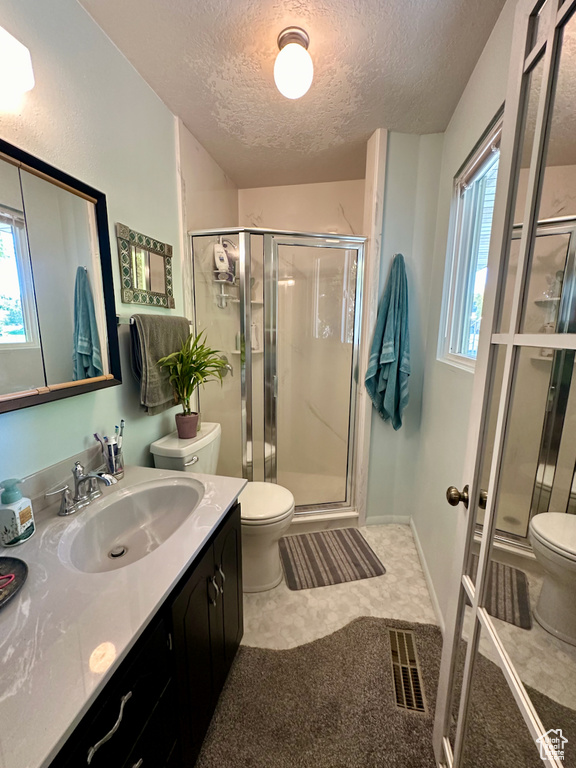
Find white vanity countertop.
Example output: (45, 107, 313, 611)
(0, 466, 247, 768)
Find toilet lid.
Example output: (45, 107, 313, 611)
(530, 513, 576, 559)
(239, 482, 295, 525)
(150, 423, 220, 458)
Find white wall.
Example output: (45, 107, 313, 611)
(366, 132, 444, 524)
(178, 120, 239, 233)
(238, 180, 365, 235)
(0, 0, 231, 480)
(409, 0, 518, 624)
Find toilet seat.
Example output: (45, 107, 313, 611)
(239, 482, 295, 526)
(530, 513, 576, 561)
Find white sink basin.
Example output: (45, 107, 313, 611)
(58, 476, 204, 572)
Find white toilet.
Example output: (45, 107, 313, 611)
(529, 512, 576, 646)
(238, 481, 294, 592)
(150, 423, 294, 593)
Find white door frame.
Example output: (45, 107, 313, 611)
(433, 0, 576, 765)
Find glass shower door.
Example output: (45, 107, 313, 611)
(264, 234, 363, 509)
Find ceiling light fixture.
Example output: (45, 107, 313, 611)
(274, 27, 313, 100)
(0, 26, 34, 107)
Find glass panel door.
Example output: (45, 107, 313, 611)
(436, 2, 576, 766)
(265, 235, 363, 510)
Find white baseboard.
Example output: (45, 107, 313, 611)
(366, 515, 411, 525)
(410, 518, 445, 635)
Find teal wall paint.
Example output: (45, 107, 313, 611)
(0, 0, 183, 479)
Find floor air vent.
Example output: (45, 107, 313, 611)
(388, 629, 427, 713)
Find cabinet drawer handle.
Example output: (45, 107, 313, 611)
(87, 691, 132, 764)
(217, 564, 225, 594)
(209, 576, 219, 606)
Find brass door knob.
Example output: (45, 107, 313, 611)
(479, 489, 488, 510)
(446, 485, 469, 509)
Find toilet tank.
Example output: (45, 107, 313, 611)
(150, 422, 221, 474)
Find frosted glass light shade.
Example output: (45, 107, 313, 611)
(0, 27, 34, 98)
(274, 42, 313, 100)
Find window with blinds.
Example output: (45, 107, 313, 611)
(439, 116, 502, 369)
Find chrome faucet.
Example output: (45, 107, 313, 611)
(46, 461, 117, 516)
(72, 461, 117, 507)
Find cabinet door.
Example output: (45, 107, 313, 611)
(212, 502, 243, 698)
(54, 620, 172, 768)
(171, 546, 215, 767)
(122, 682, 177, 768)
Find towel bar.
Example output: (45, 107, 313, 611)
(116, 315, 193, 327)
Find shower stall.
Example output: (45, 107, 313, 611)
(190, 228, 365, 514)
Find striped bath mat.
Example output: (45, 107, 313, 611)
(279, 529, 386, 590)
(469, 554, 532, 629)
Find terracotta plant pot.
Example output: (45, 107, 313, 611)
(175, 412, 199, 439)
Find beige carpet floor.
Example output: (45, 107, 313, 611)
(195, 617, 576, 768)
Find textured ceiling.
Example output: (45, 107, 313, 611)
(79, 0, 508, 188)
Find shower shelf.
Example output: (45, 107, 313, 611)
(535, 298, 560, 306)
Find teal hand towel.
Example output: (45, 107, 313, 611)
(73, 266, 103, 380)
(365, 253, 410, 430)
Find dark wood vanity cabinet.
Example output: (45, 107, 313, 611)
(53, 618, 177, 768)
(50, 502, 242, 768)
(172, 503, 243, 766)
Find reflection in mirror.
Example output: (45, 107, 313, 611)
(490, 347, 550, 539)
(519, 223, 575, 334)
(131, 246, 167, 294)
(459, 622, 548, 767)
(468, 345, 505, 585)
(117, 223, 174, 308)
(0, 159, 44, 396)
(0, 138, 120, 413)
(448, 589, 472, 757)
(497, 55, 544, 333)
(18, 168, 109, 387)
(488, 555, 576, 765)
(536, 11, 576, 225)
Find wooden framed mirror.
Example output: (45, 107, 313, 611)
(0, 138, 121, 413)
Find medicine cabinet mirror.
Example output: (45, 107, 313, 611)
(0, 138, 120, 413)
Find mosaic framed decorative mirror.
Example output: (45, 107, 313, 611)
(116, 223, 175, 308)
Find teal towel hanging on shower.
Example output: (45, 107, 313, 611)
(365, 253, 410, 430)
(73, 266, 103, 380)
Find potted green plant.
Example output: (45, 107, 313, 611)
(157, 331, 227, 439)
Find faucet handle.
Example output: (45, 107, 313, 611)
(73, 461, 85, 478)
(45, 485, 75, 516)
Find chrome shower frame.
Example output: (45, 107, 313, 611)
(189, 227, 366, 515)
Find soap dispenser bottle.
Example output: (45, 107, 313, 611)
(0, 479, 35, 547)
